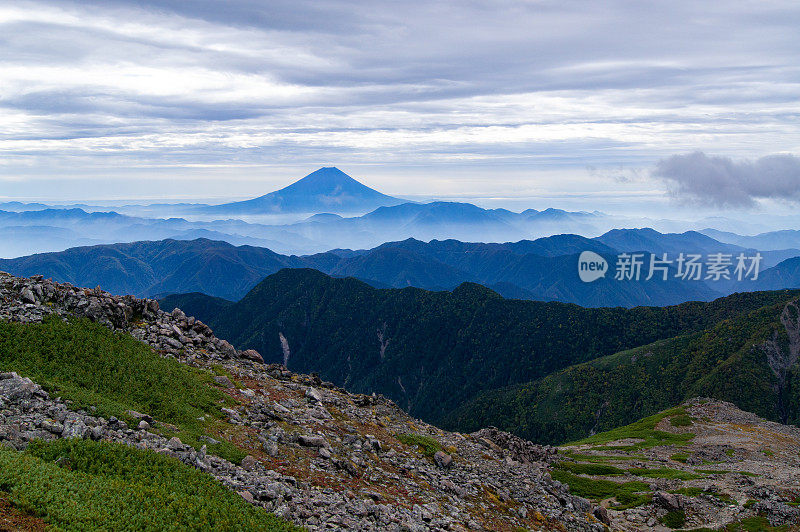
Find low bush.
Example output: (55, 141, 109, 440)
(0, 440, 300, 531)
(395, 433, 442, 457)
(0, 316, 244, 463)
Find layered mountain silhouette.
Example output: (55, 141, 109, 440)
(3, 227, 800, 306)
(0, 234, 728, 307)
(202, 167, 405, 214)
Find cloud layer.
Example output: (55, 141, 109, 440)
(655, 152, 800, 208)
(0, 0, 799, 204)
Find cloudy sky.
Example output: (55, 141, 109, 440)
(1, 0, 798, 215)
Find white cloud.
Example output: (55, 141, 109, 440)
(0, 0, 798, 208)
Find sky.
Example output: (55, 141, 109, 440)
(1, 0, 799, 216)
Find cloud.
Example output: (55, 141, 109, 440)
(654, 151, 800, 208)
(0, 0, 799, 204)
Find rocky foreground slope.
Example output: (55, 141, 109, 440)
(0, 271, 603, 531)
(558, 398, 800, 531)
(2, 271, 800, 531)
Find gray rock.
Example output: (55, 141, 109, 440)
(299, 435, 327, 448)
(241, 455, 259, 471)
(653, 491, 681, 510)
(305, 387, 323, 403)
(240, 349, 264, 363)
(217, 339, 237, 358)
(19, 287, 36, 303)
(214, 375, 235, 388)
(433, 451, 453, 469)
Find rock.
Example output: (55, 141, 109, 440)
(319, 447, 332, 459)
(241, 455, 258, 471)
(138, 420, 151, 430)
(305, 387, 323, 403)
(214, 375, 235, 388)
(593, 506, 611, 525)
(263, 441, 279, 457)
(298, 435, 327, 448)
(240, 349, 264, 363)
(433, 451, 453, 468)
(653, 491, 681, 510)
(167, 437, 185, 451)
(217, 339, 237, 358)
(62, 419, 89, 439)
(125, 410, 153, 423)
(19, 287, 36, 303)
(163, 337, 183, 349)
(0, 373, 43, 402)
(41, 419, 64, 434)
(472, 426, 557, 463)
(238, 490, 256, 504)
(273, 403, 290, 414)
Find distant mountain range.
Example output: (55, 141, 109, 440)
(0, 201, 609, 259)
(158, 268, 800, 441)
(4, 167, 800, 261)
(3, 228, 800, 307)
(701, 228, 800, 251)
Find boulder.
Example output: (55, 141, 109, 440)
(653, 491, 681, 510)
(240, 349, 264, 363)
(298, 435, 327, 448)
(433, 451, 453, 469)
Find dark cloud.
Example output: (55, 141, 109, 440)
(654, 152, 800, 208)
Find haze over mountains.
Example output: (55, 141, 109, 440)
(3, 167, 800, 260)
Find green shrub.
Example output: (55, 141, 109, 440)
(550, 470, 650, 510)
(724, 516, 789, 531)
(0, 440, 301, 531)
(0, 316, 244, 463)
(660, 509, 686, 529)
(395, 433, 442, 457)
(628, 467, 703, 480)
(669, 414, 694, 427)
(554, 461, 624, 476)
(569, 407, 695, 449)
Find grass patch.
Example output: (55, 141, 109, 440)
(686, 517, 791, 532)
(628, 467, 703, 480)
(660, 509, 686, 529)
(560, 451, 636, 462)
(554, 461, 624, 476)
(395, 433, 442, 457)
(670, 452, 689, 463)
(672, 487, 704, 497)
(0, 316, 245, 464)
(696, 468, 736, 475)
(0, 440, 300, 531)
(669, 414, 694, 427)
(550, 470, 650, 510)
(567, 407, 695, 449)
(671, 487, 736, 505)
